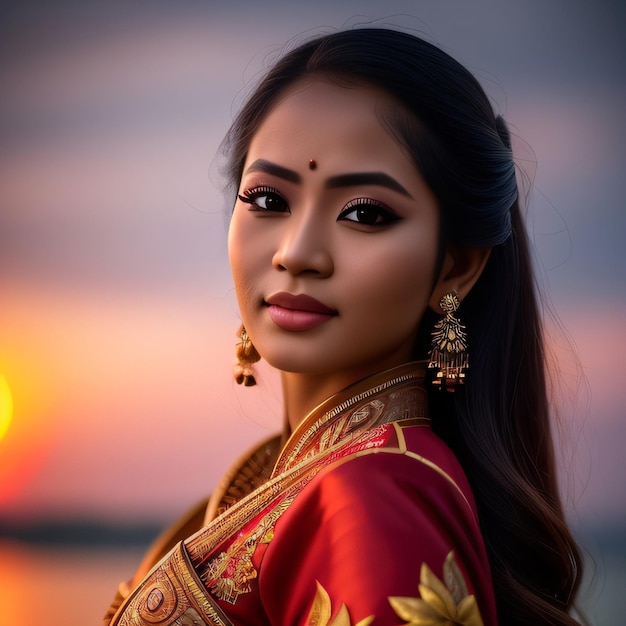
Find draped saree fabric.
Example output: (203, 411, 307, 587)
(105, 363, 497, 625)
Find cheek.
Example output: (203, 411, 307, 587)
(228, 214, 277, 322)
(228, 215, 255, 306)
(362, 268, 431, 332)
(346, 238, 437, 311)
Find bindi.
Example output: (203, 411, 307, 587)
(308, 159, 317, 170)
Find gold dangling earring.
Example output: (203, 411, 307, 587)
(428, 290, 468, 392)
(234, 324, 260, 386)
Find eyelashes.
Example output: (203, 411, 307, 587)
(238, 186, 400, 226)
(238, 186, 289, 213)
(337, 197, 399, 226)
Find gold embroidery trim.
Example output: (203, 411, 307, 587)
(389, 551, 484, 626)
(275, 362, 427, 474)
(204, 497, 294, 603)
(109, 541, 234, 626)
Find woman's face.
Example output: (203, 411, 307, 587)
(228, 78, 440, 385)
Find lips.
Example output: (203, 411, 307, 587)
(264, 292, 337, 331)
(265, 292, 337, 314)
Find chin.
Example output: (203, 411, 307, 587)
(264, 356, 326, 376)
(259, 348, 336, 376)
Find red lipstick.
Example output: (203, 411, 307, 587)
(265, 292, 337, 331)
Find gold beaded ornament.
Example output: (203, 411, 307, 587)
(234, 324, 260, 386)
(428, 291, 469, 392)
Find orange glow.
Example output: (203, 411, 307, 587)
(0, 375, 13, 442)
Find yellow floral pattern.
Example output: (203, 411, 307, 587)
(205, 497, 293, 604)
(306, 552, 483, 626)
(389, 552, 484, 626)
(307, 581, 374, 626)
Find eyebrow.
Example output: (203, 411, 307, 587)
(325, 172, 412, 198)
(244, 159, 412, 198)
(244, 159, 301, 183)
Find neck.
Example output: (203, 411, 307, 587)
(281, 372, 353, 432)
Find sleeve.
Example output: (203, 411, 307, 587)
(257, 451, 497, 626)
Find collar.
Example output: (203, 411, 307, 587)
(273, 361, 428, 476)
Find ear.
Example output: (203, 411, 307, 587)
(428, 244, 491, 312)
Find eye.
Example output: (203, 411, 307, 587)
(338, 198, 399, 226)
(238, 186, 289, 213)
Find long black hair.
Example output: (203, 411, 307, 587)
(222, 28, 583, 625)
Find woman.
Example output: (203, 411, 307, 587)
(105, 28, 583, 626)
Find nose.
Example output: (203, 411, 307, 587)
(272, 211, 334, 277)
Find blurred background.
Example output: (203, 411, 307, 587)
(0, 1, 624, 624)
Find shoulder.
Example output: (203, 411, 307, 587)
(311, 419, 479, 522)
(259, 421, 497, 625)
(289, 420, 482, 559)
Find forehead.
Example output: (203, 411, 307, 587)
(245, 78, 414, 170)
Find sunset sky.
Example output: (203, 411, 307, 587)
(0, 0, 624, 536)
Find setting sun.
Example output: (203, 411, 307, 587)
(0, 375, 14, 442)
